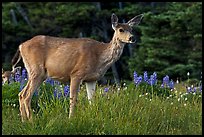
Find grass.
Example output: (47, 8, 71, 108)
(2, 82, 202, 135)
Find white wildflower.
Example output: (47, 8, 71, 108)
(191, 85, 194, 88)
(178, 98, 180, 102)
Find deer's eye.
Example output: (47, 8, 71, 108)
(119, 28, 124, 32)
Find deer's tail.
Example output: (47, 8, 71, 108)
(11, 48, 22, 73)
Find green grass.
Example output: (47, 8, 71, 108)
(2, 82, 202, 135)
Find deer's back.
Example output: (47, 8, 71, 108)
(20, 35, 108, 82)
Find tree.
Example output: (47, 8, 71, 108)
(128, 2, 202, 80)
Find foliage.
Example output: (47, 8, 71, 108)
(2, 82, 202, 135)
(128, 2, 202, 80)
(2, 2, 202, 82)
(2, 67, 202, 135)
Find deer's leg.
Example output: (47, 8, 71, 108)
(23, 76, 44, 121)
(69, 77, 81, 118)
(85, 81, 96, 104)
(18, 80, 31, 122)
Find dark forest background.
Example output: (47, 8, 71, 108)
(2, 2, 202, 84)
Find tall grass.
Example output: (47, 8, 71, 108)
(2, 82, 202, 135)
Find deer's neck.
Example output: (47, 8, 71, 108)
(99, 33, 125, 71)
(109, 33, 125, 61)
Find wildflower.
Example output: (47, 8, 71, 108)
(64, 85, 70, 97)
(186, 86, 192, 93)
(169, 80, 174, 89)
(14, 69, 21, 82)
(184, 103, 187, 106)
(134, 74, 142, 86)
(148, 74, 156, 86)
(45, 77, 55, 86)
(193, 87, 197, 93)
(143, 71, 148, 82)
(162, 75, 169, 86)
(133, 71, 138, 80)
(199, 85, 202, 92)
(104, 87, 109, 92)
(176, 79, 179, 84)
(184, 98, 187, 101)
(187, 72, 190, 76)
(178, 98, 180, 102)
(22, 68, 27, 79)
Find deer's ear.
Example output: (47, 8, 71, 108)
(127, 14, 144, 27)
(111, 13, 118, 30)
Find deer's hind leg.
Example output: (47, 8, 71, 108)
(19, 67, 46, 122)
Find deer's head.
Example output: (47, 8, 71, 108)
(2, 70, 9, 84)
(111, 13, 144, 43)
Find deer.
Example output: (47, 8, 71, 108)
(11, 13, 144, 122)
(2, 66, 21, 84)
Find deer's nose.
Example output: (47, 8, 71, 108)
(129, 36, 136, 43)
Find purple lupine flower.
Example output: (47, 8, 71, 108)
(22, 68, 27, 80)
(162, 75, 169, 87)
(143, 71, 148, 82)
(147, 72, 157, 86)
(153, 72, 157, 80)
(14, 69, 21, 82)
(133, 71, 138, 80)
(19, 68, 28, 91)
(45, 77, 55, 86)
(169, 80, 174, 89)
(64, 85, 70, 97)
(193, 87, 197, 93)
(134, 75, 143, 86)
(104, 87, 109, 92)
(148, 75, 155, 86)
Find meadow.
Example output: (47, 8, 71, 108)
(2, 69, 202, 135)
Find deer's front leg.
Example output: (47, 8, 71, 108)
(85, 81, 96, 104)
(69, 77, 81, 118)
